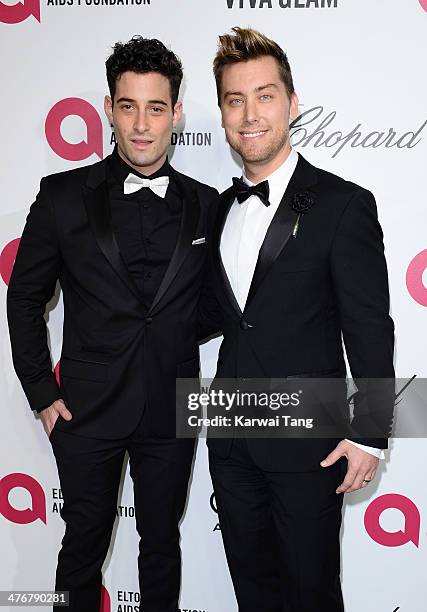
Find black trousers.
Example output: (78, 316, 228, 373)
(209, 439, 345, 612)
(50, 414, 195, 612)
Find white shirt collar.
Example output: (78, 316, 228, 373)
(242, 148, 299, 192)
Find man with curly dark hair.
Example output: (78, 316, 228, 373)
(105, 36, 183, 175)
(7, 35, 218, 612)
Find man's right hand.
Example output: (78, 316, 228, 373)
(39, 399, 73, 437)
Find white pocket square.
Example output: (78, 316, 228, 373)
(192, 237, 206, 245)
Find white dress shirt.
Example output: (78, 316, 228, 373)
(220, 149, 383, 460)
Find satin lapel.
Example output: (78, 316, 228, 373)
(148, 169, 200, 315)
(214, 188, 243, 317)
(245, 155, 318, 309)
(83, 162, 143, 303)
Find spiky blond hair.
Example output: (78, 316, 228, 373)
(213, 27, 295, 106)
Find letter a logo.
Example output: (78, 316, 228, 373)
(45, 98, 103, 161)
(0, 238, 21, 286)
(0, 0, 40, 24)
(406, 249, 427, 307)
(100, 586, 111, 612)
(364, 493, 420, 548)
(0, 473, 46, 525)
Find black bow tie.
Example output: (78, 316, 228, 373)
(232, 177, 270, 207)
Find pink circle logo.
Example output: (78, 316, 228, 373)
(45, 98, 103, 161)
(100, 586, 111, 612)
(0, 0, 40, 24)
(0, 238, 21, 286)
(419, 0, 427, 12)
(0, 473, 46, 525)
(54, 361, 61, 386)
(364, 493, 420, 548)
(406, 249, 427, 306)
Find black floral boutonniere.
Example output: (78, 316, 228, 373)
(291, 191, 316, 237)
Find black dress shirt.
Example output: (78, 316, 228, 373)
(107, 147, 182, 310)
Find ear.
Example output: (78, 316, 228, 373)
(289, 92, 299, 123)
(172, 101, 183, 128)
(104, 95, 114, 126)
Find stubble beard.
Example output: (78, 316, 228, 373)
(228, 127, 290, 167)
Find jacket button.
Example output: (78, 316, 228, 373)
(146, 317, 153, 325)
(240, 320, 249, 330)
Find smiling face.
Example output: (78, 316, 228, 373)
(220, 56, 298, 181)
(104, 70, 182, 175)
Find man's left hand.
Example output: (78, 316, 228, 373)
(320, 440, 379, 494)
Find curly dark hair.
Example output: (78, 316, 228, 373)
(106, 35, 183, 106)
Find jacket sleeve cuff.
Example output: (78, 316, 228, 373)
(345, 439, 384, 459)
(22, 375, 62, 413)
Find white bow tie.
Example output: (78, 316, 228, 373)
(123, 173, 170, 198)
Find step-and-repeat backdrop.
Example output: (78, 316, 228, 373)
(1, 1, 426, 610)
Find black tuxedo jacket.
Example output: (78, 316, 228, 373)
(206, 154, 395, 471)
(7, 156, 217, 439)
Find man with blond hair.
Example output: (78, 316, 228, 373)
(206, 27, 394, 611)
